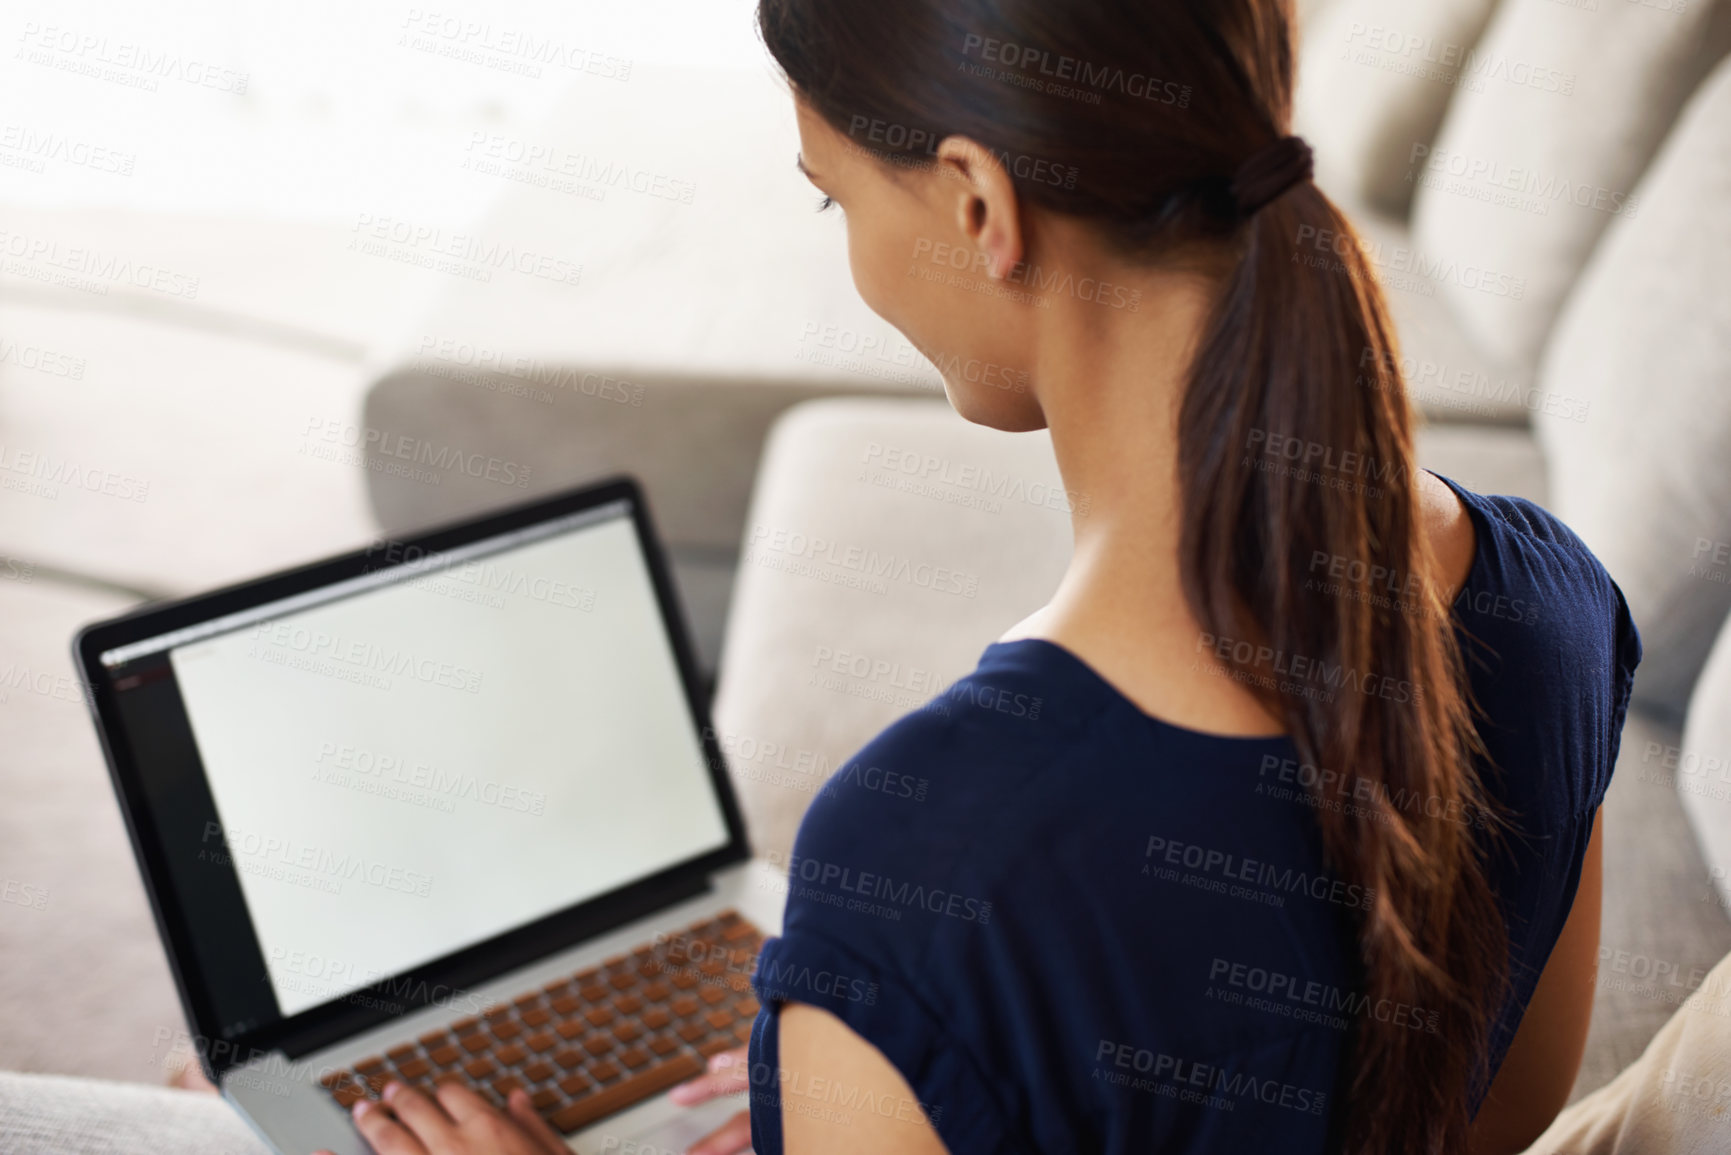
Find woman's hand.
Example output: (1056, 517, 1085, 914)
(314, 1080, 569, 1155)
(667, 1046, 751, 1155)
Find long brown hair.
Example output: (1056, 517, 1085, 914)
(758, 0, 1507, 1149)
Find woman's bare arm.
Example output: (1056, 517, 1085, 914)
(779, 1003, 950, 1155)
(1470, 810, 1604, 1154)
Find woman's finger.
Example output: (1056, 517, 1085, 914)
(667, 1047, 750, 1105)
(381, 1082, 460, 1153)
(351, 1098, 426, 1155)
(685, 1109, 752, 1155)
(432, 1079, 497, 1126)
(506, 1088, 570, 1155)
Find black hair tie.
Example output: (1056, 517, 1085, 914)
(1230, 135, 1314, 219)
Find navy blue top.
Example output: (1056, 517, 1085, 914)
(747, 474, 1641, 1154)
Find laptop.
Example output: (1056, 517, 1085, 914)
(75, 477, 778, 1155)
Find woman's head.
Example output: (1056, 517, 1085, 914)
(761, 2, 1508, 1151)
(764, 0, 1307, 429)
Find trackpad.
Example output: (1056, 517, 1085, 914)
(572, 1094, 747, 1154)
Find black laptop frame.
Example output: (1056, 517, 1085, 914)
(74, 476, 751, 1078)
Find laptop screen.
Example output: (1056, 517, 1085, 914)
(89, 495, 736, 1047)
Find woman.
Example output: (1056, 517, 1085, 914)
(339, 0, 1639, 1152)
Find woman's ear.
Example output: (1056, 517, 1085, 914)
(934, 135, 1024, 280)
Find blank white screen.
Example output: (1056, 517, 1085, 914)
(169, 512, 730, 1017)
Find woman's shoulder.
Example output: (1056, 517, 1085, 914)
(790, 640, 1120, 859)
(1430, 471, 1639, 663)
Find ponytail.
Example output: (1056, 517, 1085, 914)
(1179, 181, 1507, 1153)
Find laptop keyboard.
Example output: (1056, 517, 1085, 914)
(319, 909, 765, 1134)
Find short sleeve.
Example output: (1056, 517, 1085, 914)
(1601, 575, 1643, 806)
(746, 929, 1026, 1155)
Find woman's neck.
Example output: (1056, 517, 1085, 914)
(1003, 264, 1287, 735)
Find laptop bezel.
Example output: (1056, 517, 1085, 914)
(73, 475, 752, 1077)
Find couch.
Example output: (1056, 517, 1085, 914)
(357, 0, 1731, 1106)
(1, 0, 1729, 1140)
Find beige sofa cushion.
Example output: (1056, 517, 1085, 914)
(1295, 0, 1501, 217)
(1535, 55, 1731, 716)
(1679, 613, 1731, 914)
(1411, 0, 1731, 377)
(711, 398, 1074, 861)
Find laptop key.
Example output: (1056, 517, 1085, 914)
(549, 1052, 703, 1134)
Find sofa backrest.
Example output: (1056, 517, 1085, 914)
(1410, 0, 1731, 378)
(1295, 0, 1502, 217)
(1679, 609, 1731, 912)
(1535, 54, 1731, 718)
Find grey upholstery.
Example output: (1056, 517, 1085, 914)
(1536, 56, 1731, 719)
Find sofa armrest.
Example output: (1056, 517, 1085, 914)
(711, 398, 1076, 861)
